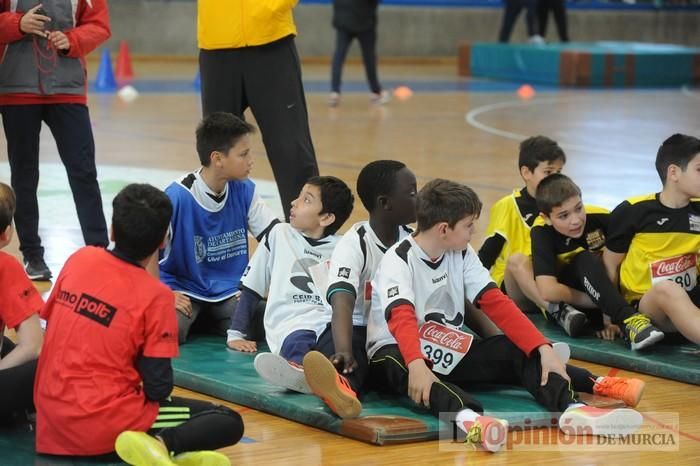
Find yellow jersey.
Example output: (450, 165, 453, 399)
(606, 193, 700, 302)
(198, 0, 298, 50)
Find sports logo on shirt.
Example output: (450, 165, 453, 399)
(338, 267, 351, 279)
(194, 235, 206, 263)
(74, 293, 117, 328)
(289, 258, 323, 305)
(585, 229, 606, 251)
(657, 217, 670, 226)
(388, 286, 399, 298)
(689, 214, 700, 232)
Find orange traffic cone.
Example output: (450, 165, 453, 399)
(115, 41, 134, 83)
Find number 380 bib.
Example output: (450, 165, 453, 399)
(419, 322, 474, 375)
(650, 253, 697, 291)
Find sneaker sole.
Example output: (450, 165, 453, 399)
(303, 351, 362, 419)
(559, 408, 642, 437)
(26, 271, 51, 281)
(630, 330, 665, 351)
(552, 342, 571, 364)
(482, 419, 509, 453)
(253, 352, 312, 394)
(625, 380, 646, 408)
(173, 450, 230, 466)
(115, 432, 175, 466)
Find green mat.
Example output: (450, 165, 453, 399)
(0, 428, 124, 466)
(172, 336, 621, 445)
(528, 312, 700, 385)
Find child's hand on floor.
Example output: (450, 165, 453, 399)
(227, 339, 257, 353)
(595, 323, 622, 341)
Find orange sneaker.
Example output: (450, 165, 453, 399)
(559, 406, 642, 437)
(461, 416, 509, 453)
(303, 351, 361, 419)
(593, 376, 646, 407)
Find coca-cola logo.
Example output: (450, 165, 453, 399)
(652, 254, 696, 277)
(420, 322, 472, 352)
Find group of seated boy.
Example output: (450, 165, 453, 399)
(2, 111, 699, 463)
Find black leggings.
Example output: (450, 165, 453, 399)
(0, 338, 38, 424)
(369, 336, 579, 417)
(560, 251, 637, 326)
(330, 27, 381, 94)
(151, 397, 244, 455)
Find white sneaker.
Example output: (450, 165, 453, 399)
(559, 406, 642, 437)
(370, 90, 390, 105)
(254, 352, 312, 394)
(328, 92, 340, 107)
(528, 35, 545, 45)
(552, 342, 571, 364)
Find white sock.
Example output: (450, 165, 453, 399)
(566, 402, 586, 411)
(455, 408, 480, 433)
(595, 376, 605, 384)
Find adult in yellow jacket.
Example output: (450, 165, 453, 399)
(198, 0, 319, 220)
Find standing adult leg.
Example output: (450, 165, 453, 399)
(537, 0, 551, 38)
(45, 104, 108, 248)
(330, 29, 354, 94)
(1, 105, 44, 260)
(244, 37, 319, 219)
(498, 0, 523, 43)
(552, 0, 569, 41)
(199, 48, 247, 118)
(356, 28, 382, 94)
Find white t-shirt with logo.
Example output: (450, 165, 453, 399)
(326, 221, 413, 326)
(367, 235, 494, 362)
(242, 223, 337, 354)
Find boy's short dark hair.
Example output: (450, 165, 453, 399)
(112, 184, 173, 261)
(518, 136, 566, 172)
(416, 179, 482, 231)
(196, 112, 255, 166)
(306, 176, 354, 236)
(0, 182, 16, 232)
(535, 173, 582, 215)
(356, 160, 407, 212)
(655, 133, 700, 184)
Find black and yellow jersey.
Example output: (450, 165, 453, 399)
(479, 188, 539, 286)
(531, 205, 609, 278)
(606, 193, 700, 302)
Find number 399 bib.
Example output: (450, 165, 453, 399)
(650, 253, 697, 291)
(419, 322, 474, 375)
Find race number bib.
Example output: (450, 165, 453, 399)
(650, 254, 698, 291)
(419, 322, 474, 375)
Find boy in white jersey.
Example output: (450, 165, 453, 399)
(302, 161, 417, 419)
(160, 113, 279, 344)
(367, 179, 642, 452)
(226, 176, 354, 393)
(604, 134, 700, 345)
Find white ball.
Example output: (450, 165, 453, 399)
(117, 85, 139, 103)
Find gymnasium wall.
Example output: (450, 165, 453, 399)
(109, 1, 700, 59)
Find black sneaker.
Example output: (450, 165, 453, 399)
(24, 256, 52, 281)
(547, 302, 588, 337)
(623, 313, 664, 351)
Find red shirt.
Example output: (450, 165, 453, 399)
(0, 251, 43, 335)
(35, 247, 178, 456)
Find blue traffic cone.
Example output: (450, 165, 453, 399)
(193, 70, 201, 90)
(94, 48, 116, 92)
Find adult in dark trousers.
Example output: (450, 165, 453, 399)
(537, 0, 569, 42)
(498, 0, 543, 44)
(0, 0, 110, 281)
(197, 0, 319, 220)
(328, 0, 389, 107)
